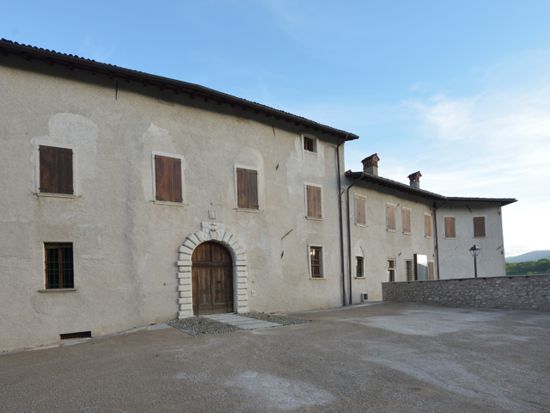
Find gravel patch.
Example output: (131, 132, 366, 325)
(242, 312, 309, 326)
(169, 317, 240, 336)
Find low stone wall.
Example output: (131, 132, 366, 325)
(382, 275, 550, 311)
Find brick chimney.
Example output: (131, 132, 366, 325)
(408, 171, 422, 189)
(361, 153, 380, 176)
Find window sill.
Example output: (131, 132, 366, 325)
(305, 216, 323, 221)
(355, 223, 367, 227)
(353, 276, 366, 280)
(235, 208, 261, 214)
(36, 192, 79, 199)
(152, 200, 188, 207)
(424, 235, 432, 239)
(309, 276, 326, 280)
(402, 231, 411, 235)
(386, 228, 396, 233)
(444, 237, 456, 240)
(38, 288, 77, 293)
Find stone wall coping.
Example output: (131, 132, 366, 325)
(383, 274, 550, 284)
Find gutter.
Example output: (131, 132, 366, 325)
(345, 173, 364, 305)
(432, 201, 441, 279)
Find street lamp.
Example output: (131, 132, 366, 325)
(469, 244, 480, 278)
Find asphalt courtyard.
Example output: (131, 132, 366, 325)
(1, 303, 550, 413)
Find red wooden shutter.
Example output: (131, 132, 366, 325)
(155, 155, 182, 202)
(473, 217, 486, 237)
(445, 217, 456, 238)
(39, 145, 73, 194)
(237, 168, 258, 209)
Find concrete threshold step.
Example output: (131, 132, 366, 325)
(203, 314, 280, 330)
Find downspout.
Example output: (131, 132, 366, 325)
(336, 140, 347, 306)
(345, 178, 360, 305)
(432, 201, 440, 279)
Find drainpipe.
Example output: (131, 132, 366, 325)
(432, 201, 440, 279)
(345, 174, 363, 305)
(336, 140, 347, 306)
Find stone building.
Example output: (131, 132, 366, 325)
(0, 39, 515, 352)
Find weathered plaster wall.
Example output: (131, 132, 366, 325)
(382, 275, 550, 311)
(0, 61, 343, 352)
(347, 187, 436, 302)
(436, 205, 506, 279)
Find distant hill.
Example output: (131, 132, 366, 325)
(506, 250, 550, 263)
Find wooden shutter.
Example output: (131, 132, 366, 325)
(155, 155, 182, 202)
(306, 185, 322, 218)
(424, 214, 432, 237)
(445, 217, 456, 238)
(473, 217, 486, 237)
(402, 208, 411, 233)
(386, 204, 396, 230)
(355, 196, 366, 225)
(39, 145, 73, 194)
(237, 168, 258, 209)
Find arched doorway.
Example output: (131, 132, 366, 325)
(192, 241, 233, 315)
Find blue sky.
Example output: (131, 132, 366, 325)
(2, 0, 549, 255)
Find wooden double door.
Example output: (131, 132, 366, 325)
(192, 242, 234, 315)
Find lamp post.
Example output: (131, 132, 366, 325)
(469, 244, 480, 278)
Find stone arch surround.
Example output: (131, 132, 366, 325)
(176, 222, 249, 319)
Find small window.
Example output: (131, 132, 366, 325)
(444, 217, 456, 238)
(236, 168, 259, 209)
(39, 145, 73, 194)
(356, 257, 364, 278)
(355, 196, 366, 226)
(424, 213, 432, 238)
(44, 243, 74, 289)
(402, 208, 411, 234)
(309, 246, 323, 278)
(387, 259, 395, 282)
(386, 204, 396, 231)
(306, 185, 322, 218)
(155, 155, 182, 202)
(473, 216, 486, 238)
(303, 135, 317, 153)
(405, 259, 414, 281)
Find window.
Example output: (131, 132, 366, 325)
(424, 213, 432, 238)
(356, 257, 364, 278)
(473, 216, 486, 237)
(402, 208, 411, 234)
(154, 155, 182, 202)
(387, 259, 395, 282)
(44, 243, 74, 289)
(236, 167, 259, 209)
(444, 217, 456, 238)
(354, 196, 366, 226)
(386, 204, 396, 231)
(306, 185, 322, 218)
(309, 246, 323, 278)
(405, 259, 414, 281)
(39, 145, 73, 194)
(303, 135, 317, 153)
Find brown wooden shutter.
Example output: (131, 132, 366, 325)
(355, 197, 366, 225)
(445, 217, 456, 238)
(39, 145, 73, 194)
(402, 208, 411, 233)
(424, 214, 432, 237)
(473, 217, 486, 237)
(155, 155, 182, 202)
(386, 204, 396, 230)
(237, 168, 258, 209)
(307, 186, 322, 218)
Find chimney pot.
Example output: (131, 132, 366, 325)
(362, 153, 380, 176)
(408, 171, 422, 189)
